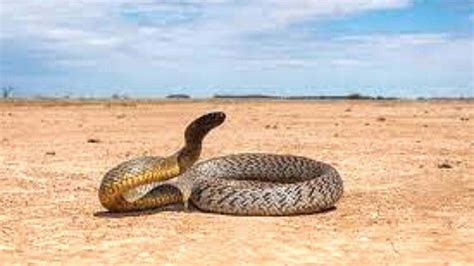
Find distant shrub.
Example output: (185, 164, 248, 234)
(213, 94, 279, 99)
(166, 94, 191, 99)
(111, 93, 129, 100)
(346, 93, 369, 100)
(2, 86, 14, 99)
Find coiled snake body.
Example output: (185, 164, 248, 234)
(99, 112, 343, 215)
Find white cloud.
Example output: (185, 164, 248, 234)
(1, 0, 413, 39)
(54, 59, 97, 67)
(337, 34, 450, 45)
(0, 1, 465, 67)
(331, 58, 369, 67)
(42, 28, 121, 48)
(1, 0, 472, 97)
(256, 0, 412, 26)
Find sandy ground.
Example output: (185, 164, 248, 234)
(0, 100, 473, 265)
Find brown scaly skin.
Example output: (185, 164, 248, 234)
(98, 112, 226, 212)
(98, 155, 181, 212)
(98, 111, 344, 215)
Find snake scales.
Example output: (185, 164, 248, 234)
(98, 112, 343, 215)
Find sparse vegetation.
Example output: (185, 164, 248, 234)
(346, 93, 366, 100)
(213, 94, 280, 99)
(166, 94, 191, 99)
(111, 92, 129, 100)
(2, 86, 14, 99)
(213, 93, 400, 100)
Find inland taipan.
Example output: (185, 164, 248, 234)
(99, 112, 343, 215)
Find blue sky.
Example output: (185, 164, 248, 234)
(1, 0, 473, 98)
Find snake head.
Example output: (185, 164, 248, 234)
(184, 111, 226, 144)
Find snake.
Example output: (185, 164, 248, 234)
(98, 112, 343, 215)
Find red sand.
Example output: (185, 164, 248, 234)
(1, 100, 473, 264)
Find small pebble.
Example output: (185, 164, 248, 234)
(437, 163, 452, 169)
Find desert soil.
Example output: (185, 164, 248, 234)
(0, 100, 473, 265)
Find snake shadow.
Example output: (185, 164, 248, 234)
(93, 204, 337, 218)
(93, 203, 190, 218)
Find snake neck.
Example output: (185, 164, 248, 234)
(176, 143, 202, 171)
